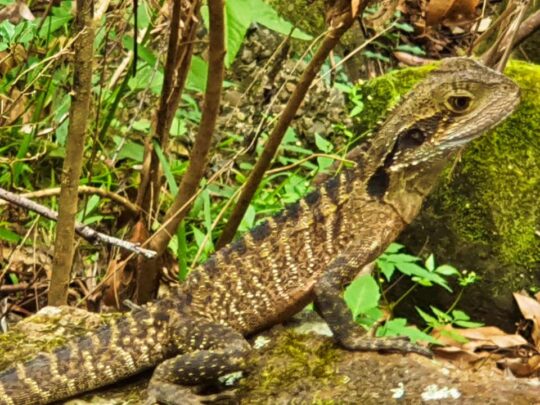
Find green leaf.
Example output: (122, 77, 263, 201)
(376, 259, 395, 281)
(350, 103, 364, 117)
(0, 227, 21, 243)
(154, 142, 178, 195)
(396, 44, 426, 56)
(362, 50, 390, 63)
(123, 36, 157, 67)
(425, 254, 435, 271)
(430, 306, 452, 323)
(435, 264, 460, 276)
(396, 262, 452, 292)
(439, 328, 468, 344)
(224, 0, 253, 66)
(385, 243, 404, 253)
(114, 137, 144, 162)
(378, 318, 440, 344)
(395, 22, 414, 33)
(314, 133, 333, 153)
(344, 275, 381, 319)
(250, 0, 312, 41)
(355, 306, 383, 329)
(186, 56, 208, 92)
(37, 15, 71, 38)
(455, 320, 484, 328)
(415, 307, 439, 326)
(450, 310, 470, 321)
(385, 253, 420, 263)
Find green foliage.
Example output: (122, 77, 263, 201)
(344, 245, 481, 344)
(202, 0, 312, 67)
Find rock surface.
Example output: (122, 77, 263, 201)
(2, 308, 540, 404)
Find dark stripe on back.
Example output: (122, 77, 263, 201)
(251, 221, 271, 241)
(324, 175, 341, 204)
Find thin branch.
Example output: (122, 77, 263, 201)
(0, 185, 141, 214)
(513, 9, 540, 49)
(149, 0, 226, 254)
(0, 187, 157, 258)
(215, 7, 355, 249)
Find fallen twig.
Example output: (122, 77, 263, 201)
(0, 187, 156, 258)
(0, 185, 141, 214)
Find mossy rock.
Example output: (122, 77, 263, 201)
(353, 60, 540, 330)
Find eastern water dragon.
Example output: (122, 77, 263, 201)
(0, 58, 520, 404)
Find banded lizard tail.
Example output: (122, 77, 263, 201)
(0, 58, 520, 404)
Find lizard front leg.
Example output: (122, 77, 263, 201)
(313, 238, 431, 357)
(147, 319, 251, 405)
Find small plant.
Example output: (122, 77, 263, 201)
(344, 243, 481, 344)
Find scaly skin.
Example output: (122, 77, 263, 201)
(0, 58, 520, 404)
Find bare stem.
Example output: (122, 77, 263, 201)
(48, 0, 95, 306)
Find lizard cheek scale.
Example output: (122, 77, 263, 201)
(0, 58, 520, 405)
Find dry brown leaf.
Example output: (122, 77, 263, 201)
(514, 291, 540, 348)
(433, 345, 483, 364)
(497, 355, 540, 377)
(426, 0, 479, 26)
(433, 325, 527, 350)
(0, 1, 34, 23)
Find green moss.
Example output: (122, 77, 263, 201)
(239, 331, 344, 402)
(354, 60, 540, 271)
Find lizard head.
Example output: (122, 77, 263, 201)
(382, 57, 520, 173)
(364, 57, 520, 221)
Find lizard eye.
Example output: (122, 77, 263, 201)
(446, 95, 472, 113)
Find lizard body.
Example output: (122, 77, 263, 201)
(0, 58, 520, 404)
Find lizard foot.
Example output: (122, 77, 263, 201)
(340, 335, 432, 357)
(146, 381, 238, 405)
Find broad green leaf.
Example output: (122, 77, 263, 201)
(123, 36, 158, 67)
(395, 22, 414, 32)
(363, 50, 390, 63)
(186, 56, 208, 92)
(385, 243, 404, 253)
(314, 133, 333, 153)
(415, 307, 438, 325)
(455, 320, 484, 328)
(435, 264, 460, 276)
(430, 306, 452, 323)
(396, 44, 426, 55)
(439, 328, 468, 344)
(37, 15, 71, 38)
(350, 103, 364, 117)
(396, 262, 451, 292)
(425, 254, 435, 271)
(250, 0, 312, 41)
(317, 156, 333, 172)
(355, 306, 383, 329)
(376, 259, 395, 281)
(0, 227, 21, 243)
(224, 0, 252, 66)
(114, 137, 144, 162)
(378, 318, 440, 344)
(451, 310, 470, 321)
(386, 253, 420, 263)
(344, 275, 380, 319)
